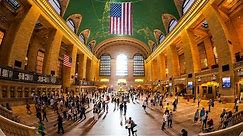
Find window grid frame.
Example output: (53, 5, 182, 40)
(99, 55, 111, 76)
(133, 55, 145, 76)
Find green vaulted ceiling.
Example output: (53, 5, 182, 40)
(64, 0, 180, 47)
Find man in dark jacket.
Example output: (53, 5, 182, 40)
(57, 114, 64, 134)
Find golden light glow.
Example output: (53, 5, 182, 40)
(100, 78, 109, 82)
(135, 79, 144, 82)
(201, 81, 219, 87)
(117, 79, 126, 83)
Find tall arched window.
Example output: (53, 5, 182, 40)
(116, 54, 128, 76)
(133, 54, 144, 76)
(48, 0, 61, 15)
(5, 0, 20, 11)
(168, 19, 178, 32)
(182, 0, 195, 14)
(159, 34, 165, 44)
(100, 54, 111, 76)
(36, 50, 45, 74)
(87, 44, 92, 52)
(66, 19, 76, 33)
(152, 44, 157, 52)
(79, 34, 85, 44)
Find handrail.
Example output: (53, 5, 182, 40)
(0, 128, 6, 136)
(219, 110, 243, 129)
(0, 105, 20, 123)
(198, 122, 243, 136)
(0, 115, 36, 136)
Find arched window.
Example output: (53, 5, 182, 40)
(133, 54, 144, 76)
(48, 0, 61, 15)
(5, 0, 20, 11)
(159, 34, 165, 44)
(182, 0, 195, 14)
(168, 19, 178, 32)
(36, 50, 45, 74)
(87, 44, 92, 52)
(79, 34, 85, 44)
(66, 19, 76, 33)
(152, 44, 157, 52)
(116, 54, 128, 76)
(100, 54, 111, 76)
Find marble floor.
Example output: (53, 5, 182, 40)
(63, 98, 205, 136)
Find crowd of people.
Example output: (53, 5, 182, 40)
(1, 87, 238, 136)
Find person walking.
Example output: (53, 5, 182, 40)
(57, 114, 64, 134)
(38, 122, 46, 136)
(198, 96, 201, 108)
(80, 105, 86, 120)
(168, 111, 173, 128)
(125, 117, 136, 136)
(93, 105, 99, 121)
(181, 129, 188, 136)
(124, 102, 127, 116)
(142, 100, 147, 112)
(200, 107, 205, 121)
(161, 112, 168, 130)
(26, 103, 32, 115)
(194, 109, 199, 123)
(235, 98, 239, 113)
(202, 111, 208, 130)
(42, 104, 48, 122)
(208, 99, 212, 112)
(119, 103, 124, 115)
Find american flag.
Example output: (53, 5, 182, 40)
(110, 2, 132, 35)
(63, 54, 72, 67)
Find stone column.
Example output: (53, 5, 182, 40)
(145, 61, 152, 82)
(158, 53, 166, 80)
(78, 54, 88, 80)
(181, 29, 201, 74)
(43, 30, 63, 75)
(90, 59, 98, 81)
(0, 6, 40, 69)
(204, 37, 216, 67)
(166, 44, 179, 78)
(152, 59, 159, 81)
(204, 4, 234, 102)
(26, 37, 40, 72)
(63, 45, 77, 88)
(86, 59, 92, 81)
(77, 54, 84, 81)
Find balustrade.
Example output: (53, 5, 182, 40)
(199, 110, 243, 136)
(0, 105, 20, 123)
(0, 115, 36, 136)
(0, 128, 6, 136)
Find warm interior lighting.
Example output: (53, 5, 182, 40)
(116, 54, 128, 76)
(201, 81, 219, 86)
(117, 79, 126, 83)
(100, 78, 109, 82)
(135, 79, 144, 82)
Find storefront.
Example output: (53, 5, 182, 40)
(196, 74, 219, 100)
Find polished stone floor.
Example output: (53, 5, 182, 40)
(63, 98, 205, 136)
(13, 96, 242, 136)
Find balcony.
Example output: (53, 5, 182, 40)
(0, 65, 60, 85)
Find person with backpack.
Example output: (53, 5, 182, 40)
(38, 122, 46, 136)
(168, 111, 173, 128)
(125, 117, 136, 136)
